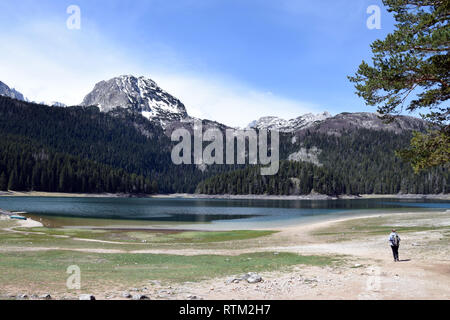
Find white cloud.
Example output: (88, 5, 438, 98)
(0, 19, 140, 105)
(0, 18, 322, 128)
(153, 72, 321, 127)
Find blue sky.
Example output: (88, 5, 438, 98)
(0, 0, 397, 127)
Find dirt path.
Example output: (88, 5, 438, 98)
(169, 215, 450, 300)
(141, 212, 449, 300)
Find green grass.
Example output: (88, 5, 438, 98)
(0, 218, 337, 294)
(9, 226, 277, 245)
(313, 213, 450, 242)
(154, 230, 277, 243)
(0, 250, 336, 292)
(0, 219, 18, 229)
(315, 225, 448, 236)
(0, 219, 336, 294)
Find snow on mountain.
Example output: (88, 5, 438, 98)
(0, 81, 25, 101)
(310, 112, 429, 135)
(38, 101, 67, 107)
(0, 81, 67, 107)
(248, 112, 332, 132)
(247, 111, 427, 134)
(81, 75, 188, 127)
(2, 76, 429, 136)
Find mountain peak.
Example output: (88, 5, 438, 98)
(0, 81, 25, 101)
(38, 101, 67, 107)
(248, 111, 428, 134)
(248, 112, 332, 132)
(81, 75, 188, 126)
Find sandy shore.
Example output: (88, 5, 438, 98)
(0, 214, 43, 228)
(1, 191, 449, 201)
(0, 191, 127, 198)
(164, 193, 450, 201)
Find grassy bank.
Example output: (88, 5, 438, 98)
(14, 227, 276, 244)
(0, 218, 278, 251)
(0, 217, 337, 296)
(0, 250, 336, 294)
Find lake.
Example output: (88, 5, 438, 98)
(0, 196, 449, 230)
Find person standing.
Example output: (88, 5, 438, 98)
(389, 229, 401, 262)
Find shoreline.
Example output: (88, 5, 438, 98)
(1, 191, 449, 201)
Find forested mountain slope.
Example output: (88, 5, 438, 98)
(0, 95, 447, 195)
(0, 96, 207, 193)
(198, 130, 448, 195)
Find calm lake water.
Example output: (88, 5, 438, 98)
(0, 197, 449, 230)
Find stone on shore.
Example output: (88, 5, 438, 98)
(246, 273, 263, 283)
(227, 272, 263, 284)
(132, 294, 150, 300)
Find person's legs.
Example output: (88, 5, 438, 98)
(393, 246, 399, 261)
(391, 246, 397, 261)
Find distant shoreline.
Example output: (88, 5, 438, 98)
(0, 191, 449, 201)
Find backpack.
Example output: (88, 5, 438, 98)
(392, 234, 400, 246)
